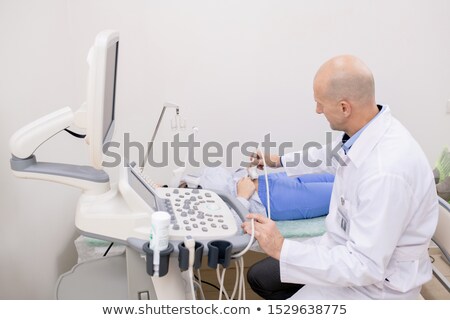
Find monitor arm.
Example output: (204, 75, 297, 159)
(9, 106, 110, 194)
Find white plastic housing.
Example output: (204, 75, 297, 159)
(85, 30, 119, 169)
(12, 170, 110, 195)
(9, 106, 74, 159)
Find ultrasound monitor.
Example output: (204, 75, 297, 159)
(85, 30, 119, 169)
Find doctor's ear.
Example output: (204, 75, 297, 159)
(339, 101, 352, 117)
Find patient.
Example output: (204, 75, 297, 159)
(187, 167, 334, 221)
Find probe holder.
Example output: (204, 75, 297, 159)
(207, 240, 232, 269)
(142, 242, 174, 277)
(177, 241, 204, 271)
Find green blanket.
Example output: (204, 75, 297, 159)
(276, 215, 327, 238)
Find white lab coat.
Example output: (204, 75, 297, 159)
(279, 106, 438, 299)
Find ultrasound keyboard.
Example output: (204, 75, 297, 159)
(154, 187, 239, 240)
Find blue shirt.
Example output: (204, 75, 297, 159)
(341, 104, 385, 154)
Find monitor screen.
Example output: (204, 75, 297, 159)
(103, 42, 118, 142)
(128, 166, 158, 210)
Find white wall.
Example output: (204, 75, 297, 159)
(1, 0, 449, 299)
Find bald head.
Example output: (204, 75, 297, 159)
(313, 55, 379, 135)
(314, 55, 375, 107)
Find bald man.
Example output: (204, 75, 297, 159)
(244, 55, 438, 300)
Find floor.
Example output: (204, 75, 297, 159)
(421, 247, 450, 300)
(199, 250, 266, 300)
(199, 247, 450, 300)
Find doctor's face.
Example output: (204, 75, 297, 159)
(313, 82, 346, 132)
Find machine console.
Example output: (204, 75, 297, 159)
(127, 163, 239, 240)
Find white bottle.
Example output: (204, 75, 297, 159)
(150, 211, 170, 276)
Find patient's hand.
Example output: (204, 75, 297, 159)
(237, 177, 256, 200)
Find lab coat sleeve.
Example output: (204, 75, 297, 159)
(281, 138, 342, 177)
(280, 172, 416, 287)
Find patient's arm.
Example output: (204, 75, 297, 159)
(237, 177, 258, 200)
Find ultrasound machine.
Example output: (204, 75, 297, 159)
(9, 30, 253, 300)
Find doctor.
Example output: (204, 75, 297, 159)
(243, 55, 439, 299)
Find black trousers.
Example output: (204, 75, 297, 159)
(247, 257, 304, 300)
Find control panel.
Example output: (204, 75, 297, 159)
(126, 163, 239, 240)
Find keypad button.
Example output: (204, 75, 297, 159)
(202, 227, 208, 232)
(183, 220, 189, 224)
(222, 225, 229, 230)
(173, 224, 180, 230)
(181, 212, 187, 217)
(205, 193, 211, 197)
(186, 226, 191, 231)
(208, 204, 220, 210)
(193, 224, 198, 228)
(211, 223, 217, 228)
(192, 189, 199, 194)
(173, 189, 179, 194)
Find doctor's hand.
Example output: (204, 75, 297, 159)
(237, 177, 256, 200)
(242, 213, 284, 260)
(250, 151, 282, 170)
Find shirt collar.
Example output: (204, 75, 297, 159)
(343, 105, 392, 168)
(341, 104, 384, 154)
